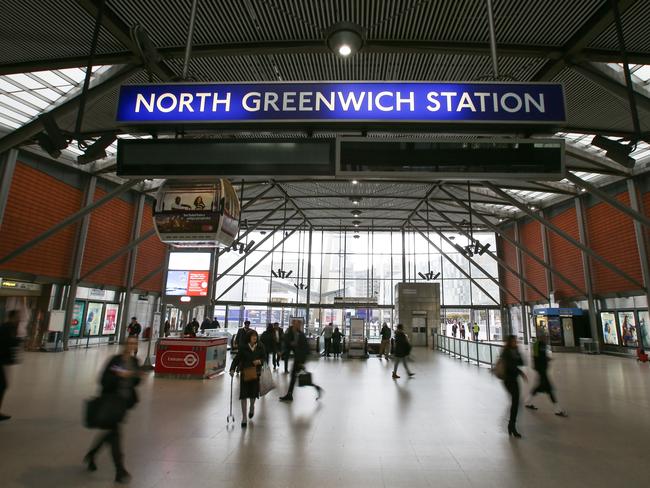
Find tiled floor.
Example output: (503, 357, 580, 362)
(1, 344, 649, 487)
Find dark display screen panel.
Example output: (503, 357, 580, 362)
(337, 138, 564, 180)
(117, 139, 334, 177)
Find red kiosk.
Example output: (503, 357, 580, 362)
(155, 336, 227, 378)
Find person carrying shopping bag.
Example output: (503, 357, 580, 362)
(229, 329, 266, 428)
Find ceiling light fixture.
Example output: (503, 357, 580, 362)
(352, 220, 361, 227)
(349, 196, 362, 205)
(326, 22, 364, 57)
(351, 210, 362, 217)
(351, 179, 359, 185)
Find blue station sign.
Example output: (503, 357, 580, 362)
(116, 82, 566, 125)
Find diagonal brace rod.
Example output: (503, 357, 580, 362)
(0, 179, 142, 266)
(485, 181, 644, 290)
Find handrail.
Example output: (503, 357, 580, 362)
(434, 333, 504, 368)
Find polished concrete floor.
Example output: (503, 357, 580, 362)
(0, 345, 649, 488)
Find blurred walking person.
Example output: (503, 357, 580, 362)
(282, 324, 293, 374)
(271, 322, 283, 370)
(460, 323, 466, 339)
(0, 310, 20, 421)
(279, 320, 322, 402)
(84, 337, 142, 483)
(525, 339, 568, 417)
(260, 324, 276, 367)
(378, 322, 391, 359)
(332, 326, 343, 358)
(497, 335, 527, 438)
(392, 324, 414, 379)
(229, 330, 266, 428)
(321, 322, 334, 357)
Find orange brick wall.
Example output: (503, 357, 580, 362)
(499, 226, 521, 305)
(548, 207, 585, 300)
(586, 193, 643, 295)
(520, 220, 546, 302)
(80, 188, 134, 288)
(0, 162, 82, 279)
(134, 203, 166, 292)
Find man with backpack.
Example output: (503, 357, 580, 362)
(392, 323, 414, 379)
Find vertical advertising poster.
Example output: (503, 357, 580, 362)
(70, 300, 85, 337)
(601, 312, 619, 345)
(102, 303, 119, 335)
(617, 311, 638, 347)
(547, 317, 563, 346)
(85, 302, 104, 336)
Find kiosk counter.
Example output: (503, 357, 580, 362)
(155, 337, 227, 378)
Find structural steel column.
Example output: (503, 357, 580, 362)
(627, 179, 650, 348)
(401, 229, 407, 281)
(0, 149, 18, 230)
(63, 175, 97, 349)
(575, 196, 600, 344)
(540, 210, 554, 303)
(305, 227, 313, 325)
(119, 193, 145, 343)
(513, 222, 529, 345)
(158, 247, 171, 339)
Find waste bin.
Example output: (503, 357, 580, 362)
(579, 338, 599, 354)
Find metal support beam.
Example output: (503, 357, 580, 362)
(271, 181, 311, 226)
(0, 64, 140, 154)
(305, 227, 313, 324)
(567, 172, 650, 229)
(413, 212, 519, 303)
(575, 196, 600, 343)
(0, 149, 18, 230)
(440, 186, 586, 296)
(119, 193, 145, 344)
(221, 201, 286, 255)
(78, 228, 156, 282)
(428, 203, 549, 301)
(627, 179, 650, 347)
(75, 0, 175, 81)
(240, 182, 275, 211)
(0, 178, 141, 266)
(570, 62, 650, 113)
(401, 183, 439, 229)
(216, 221, 305, 300)
(216, 211, 299, 277)
(408, 221, 500, 306)
(514, 222, 529, 345)
(401, 229, 407, 281)
(540, 210, 554, 300)
(533, 0, 638, 81)
(485, 182, 645, 290)
(62, 176, 96, 349)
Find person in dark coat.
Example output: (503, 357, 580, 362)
(525, 339, 567, 417)
(499, 335, 527, 438)
(229, 330, 266, 428)
(234, 321, 252, 352)
(332, 327, 344, 358)
(189, 317, 200, 335)
(211, 317, 221, 329)
(271, 322, 284, 370)
(183, 321, 197, 338)
(260, 324, 276, 366)
(84, 336, 141, 484)
(282, 324, 294, 373)
(0, 310, 20, 421)
(279, 321, 322, 402)
(378, 323, 391, 359)
(163, 320, 171, 338)
(392, 324, 414, 379)
(200, 317, 212, 333)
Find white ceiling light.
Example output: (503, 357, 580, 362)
(326, 22, 364, 57)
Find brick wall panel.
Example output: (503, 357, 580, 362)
(134, 204, 166, 292)
(0, 162, 82, 279)
(499, 226, 521, 305)
(521, 220, 546, 302)
(586, 193, 642, 295)
(548, 207, 585, 300)
(80, 188, 134, 288)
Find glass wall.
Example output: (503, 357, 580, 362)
(214, 229, 500, 329)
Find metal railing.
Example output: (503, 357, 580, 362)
(434, 334, 504, 368)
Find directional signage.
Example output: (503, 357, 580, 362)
(116, 82, 566, 125)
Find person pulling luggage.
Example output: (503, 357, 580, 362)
(279, 320, 322, 402)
